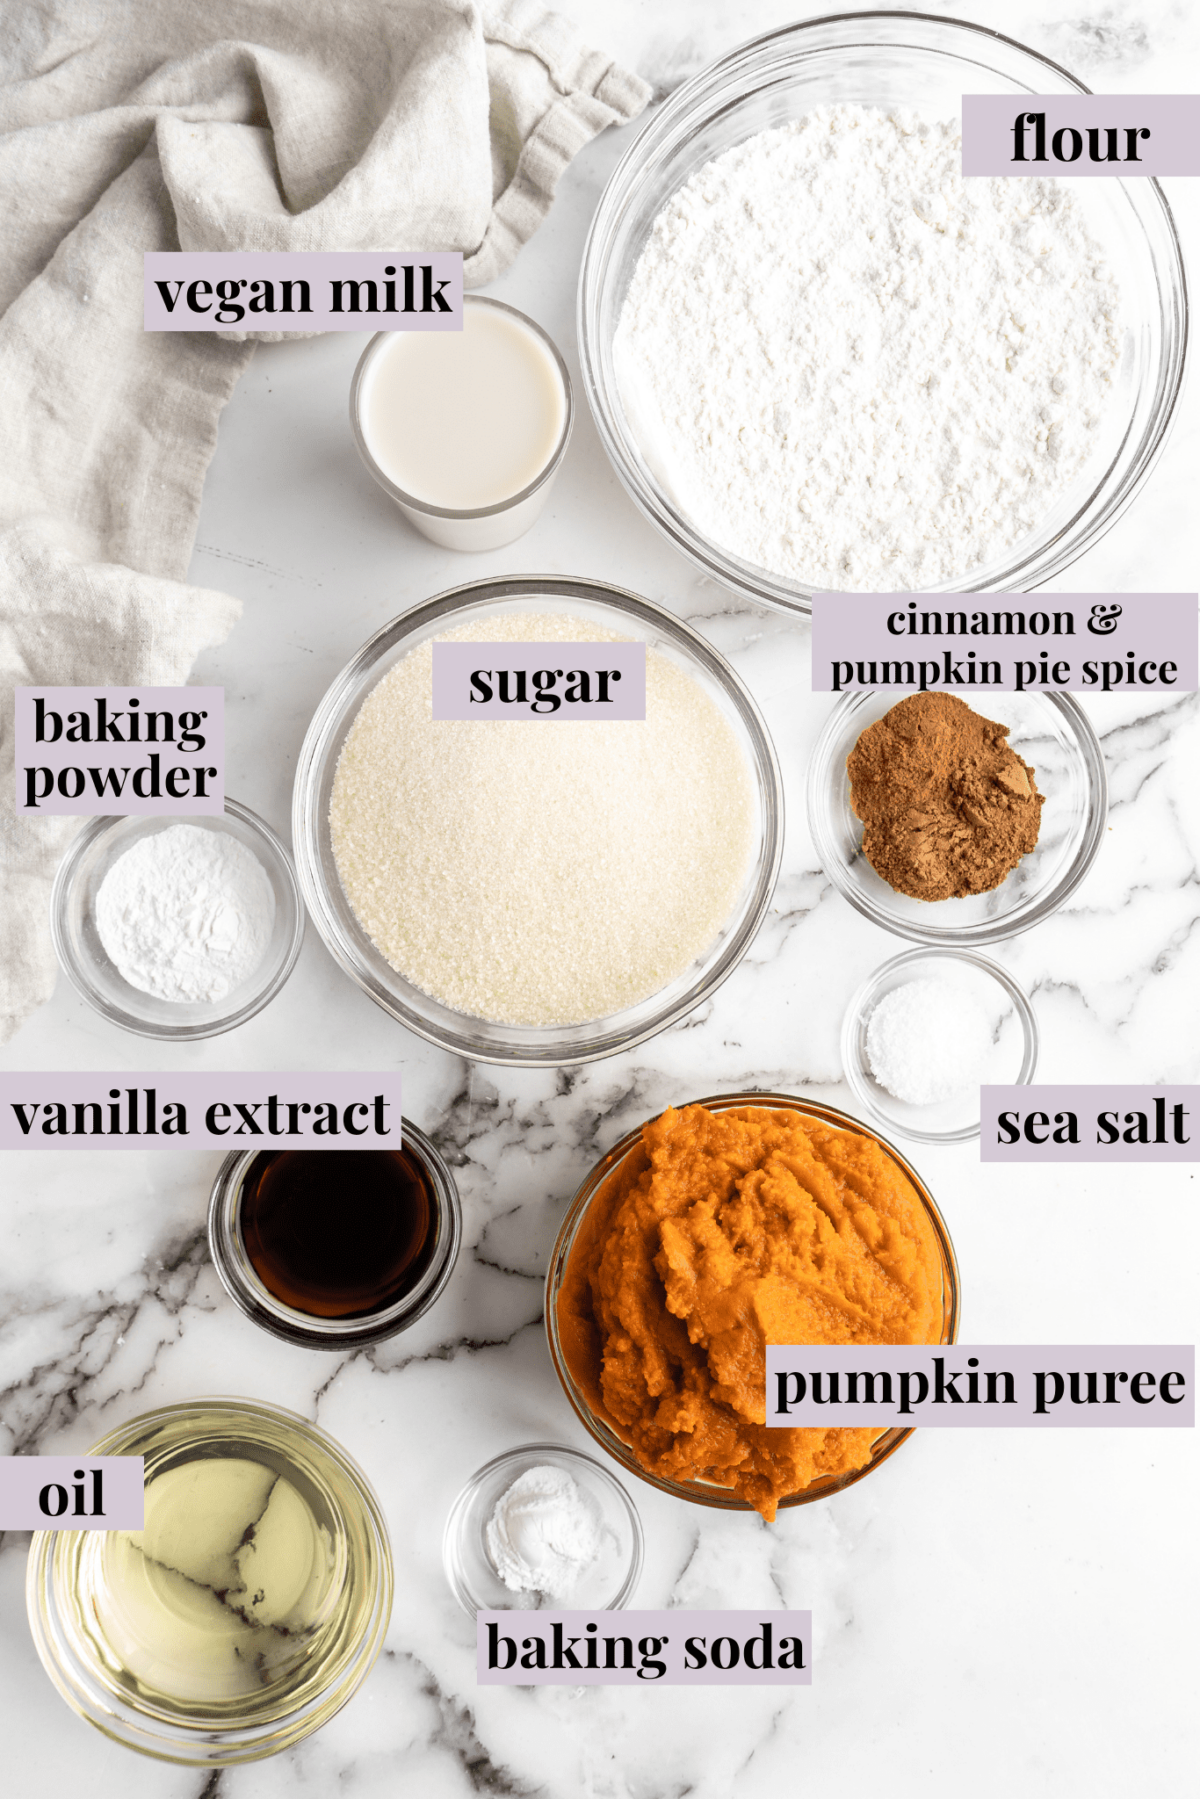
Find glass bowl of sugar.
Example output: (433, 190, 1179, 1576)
(292, 575, 783, 1066)
(842, 948, 1039, 1145)
(50, 799, 305, 1040)
(578, 13, 1187, 614)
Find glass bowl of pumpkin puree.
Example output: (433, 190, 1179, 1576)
(546, 1094, 959, 1518)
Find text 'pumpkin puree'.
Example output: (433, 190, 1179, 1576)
(557, 1104, 945, 1519)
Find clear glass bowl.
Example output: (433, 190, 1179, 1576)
(442, 1443, 643, 1618)
(545, 1092, 960, 1511)
(49, 798, 305, 1040)
(26, 1399, 392, 1766)
(806, 688, 1107, 945)
(207, 1119, 463, 1350)
(292, 575, 784, 1066)
(842, 947, 1038, 1144)
(578, 13, 1188, 614)
(349, 296, 574, 552)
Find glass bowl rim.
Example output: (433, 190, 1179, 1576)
(577, 9, 1189, 616)
(49, 796, 306, 1041)
(441, 1439, 644, 1618)
(806, 687, 1109, 946)
(291, 573, 785, 1067)
(841, 945, 1039, 1144)
(545, 1090, 961, 1511)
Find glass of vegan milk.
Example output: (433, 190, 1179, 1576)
(350, 296, 573, 551)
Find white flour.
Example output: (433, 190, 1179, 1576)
(615, 106, 1122, 590)
(95, 824, 275, 1004)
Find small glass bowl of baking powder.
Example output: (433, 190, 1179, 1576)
(50, 798, 305, 1040)
(579, 13, 1186, 614)
(842, 948, 1038, 1145)
(442, 1443, 643, 1619)
(806, 689, 1108, 946)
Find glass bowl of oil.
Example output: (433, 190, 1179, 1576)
(25, 1399, 392, 1766)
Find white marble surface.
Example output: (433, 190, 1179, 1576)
(2, 2, 1198, 1794)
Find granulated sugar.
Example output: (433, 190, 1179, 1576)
(329, 614, 755, 1026)
(615, 106, 1122, 591)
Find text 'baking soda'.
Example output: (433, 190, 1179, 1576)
(478, 1610, 811, 1686)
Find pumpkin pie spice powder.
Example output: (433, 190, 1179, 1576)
(847, 692, 1044, 902)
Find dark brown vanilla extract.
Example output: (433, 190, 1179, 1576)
(239, 1148, 438, 1318)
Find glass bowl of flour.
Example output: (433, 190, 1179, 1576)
(579, 14, 1187, 613)
(292, 576, 784, 1066)
(51, 799, 305, 1040)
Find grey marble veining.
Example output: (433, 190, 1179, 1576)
(2, 3, 1197, 1794)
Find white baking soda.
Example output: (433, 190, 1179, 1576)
(485, 1464, 605, 1599)
(329, 613, 756, 1027)
(615, 105, 1122, 591)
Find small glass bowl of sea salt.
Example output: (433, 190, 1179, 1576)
(51, 798, 305, 1040)
(841, 947, 1038, 1145)
(442, 1444, 643, 1619)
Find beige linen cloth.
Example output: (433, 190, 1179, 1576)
(0, 0, 648, 1040)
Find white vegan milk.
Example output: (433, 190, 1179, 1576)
(355, 298, 570, 547)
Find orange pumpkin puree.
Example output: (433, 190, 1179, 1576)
(557, 1103, 944, 1520)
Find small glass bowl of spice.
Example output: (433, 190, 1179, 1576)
(442, 1443, 643, 1618)
(208, 1122, 462, 1349)
(842, 947, 1038, 1145)
(50, 798, 305, 1040)
(806, 689, 1107, 946)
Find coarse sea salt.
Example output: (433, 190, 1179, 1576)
(866, 975, 995, 1106)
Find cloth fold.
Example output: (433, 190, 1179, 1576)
(0, 0, 649, 1040)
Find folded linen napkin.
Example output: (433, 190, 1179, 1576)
(0, 0, 649, 1040)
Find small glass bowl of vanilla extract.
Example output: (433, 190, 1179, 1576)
(208, 1121, 461, 1349)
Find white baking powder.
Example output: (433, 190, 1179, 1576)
(866, 976, 994, 1106)
(616, 106, 1122, 590)
(95, 823, 275, 1004)
(330, 613, 755, 1026)
(485, 1464, 604, 1598)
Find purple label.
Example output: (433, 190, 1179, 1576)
(811, 595, 1197, 693)
(981, 1085, 1197, 1162)
(766, 1347, 1194, 1428)
(963, 96, 1200, 177)
(432, 643, 647, 720)
(0, 1456, 144, 1530)
(0, 1074, 402, 1150)
(14, 687, 224, 816)
(144, 252, 463, 332)
(477, 1611, 811, 1685)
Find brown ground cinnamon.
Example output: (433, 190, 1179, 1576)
(846, 692, 1043, 901)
